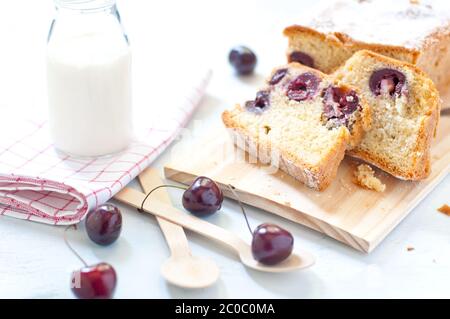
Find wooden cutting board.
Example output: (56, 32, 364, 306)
(164, 103, 450, 253)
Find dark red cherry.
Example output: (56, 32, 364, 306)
(322, 86, 359, 116)
(85, 204, 122, 246)
(71, 262, 117, 299)
(286, 72, 321, 101)
(269, 68, 288, 85)
(322, 86, 360, 127)
(251, 223, 294, 265)
(369, 68, 406, 96)
(182, 176, 224, 217)
(245, 90, 271, 112)
(339, 90, 359, 115)
(229, 46, 257, 75)
(288, 51, 315, 68)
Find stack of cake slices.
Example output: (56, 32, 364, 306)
(222, 0, 443, 190)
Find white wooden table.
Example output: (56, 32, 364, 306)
(0, 0, 448, 299)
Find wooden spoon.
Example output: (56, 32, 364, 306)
(138, 168, 219, 289)
(115, 187, 315, 273)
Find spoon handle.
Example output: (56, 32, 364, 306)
(138, 168, 191, 258)
(115, 187, 248, 255)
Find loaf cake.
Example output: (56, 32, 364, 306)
(222, 63, 371, 190)
(284, 0, 450, 91)
(334, 50, 440, 180)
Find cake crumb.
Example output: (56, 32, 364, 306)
(353, 164, 386, 192)
(437, 204, 450, 216)
(407, 246, 415, 251)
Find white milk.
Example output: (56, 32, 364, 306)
(47, 15, 132, 157)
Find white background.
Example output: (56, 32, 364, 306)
(0, 0, 448, 298)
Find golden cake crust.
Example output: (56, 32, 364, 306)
(283, 25, 419, 73)
(283, 20, 450, 91)
(284, 25, 419, 60)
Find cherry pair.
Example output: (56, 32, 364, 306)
(177, 176, 294, 266)
(68, 204, 122, 299)
(66, 220, 119, 299)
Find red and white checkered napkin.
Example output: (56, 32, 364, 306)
(0, 70, 211, 225)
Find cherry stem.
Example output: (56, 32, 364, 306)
(227, 184, 253, 236)
(64, 225, 88, 267)
(139, 184, 188, 213)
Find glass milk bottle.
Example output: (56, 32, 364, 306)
(47, 0, 132, 157)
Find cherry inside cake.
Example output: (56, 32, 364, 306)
(222, 62, 371, 190)
(334, 50, 440, 180)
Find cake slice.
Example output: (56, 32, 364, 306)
(283, 0, 450, 91)
(222, 63, 371, 190)
(334, 50, 440, 180)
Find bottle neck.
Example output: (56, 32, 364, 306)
(54, 0, 116, 12)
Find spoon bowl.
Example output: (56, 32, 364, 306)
(138, 168, 220, 289)
(238, 247, 315, 273)
(161, 255, 220, 289)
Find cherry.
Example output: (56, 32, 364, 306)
(226, 185, 294, 266)
(369, 68, 406, 96)
(288, 51, 315, 68)
(322, 86, 359, 116)
(245, 90, 271, 112)
(85, 204, 122, 246)
(251, 223, 294, 265)
(269, 68, 288, 85)
(338, 90, 359, 115)
(65, 225, 117, 299)
(71, 263, 117, 299)
(286, 72, 321, 102)
(322, 86, 360, 128)
(229, 46, 257, 75)
(182, 176, 224, 217)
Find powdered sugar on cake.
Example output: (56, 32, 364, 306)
(304, 0, 450, 49)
